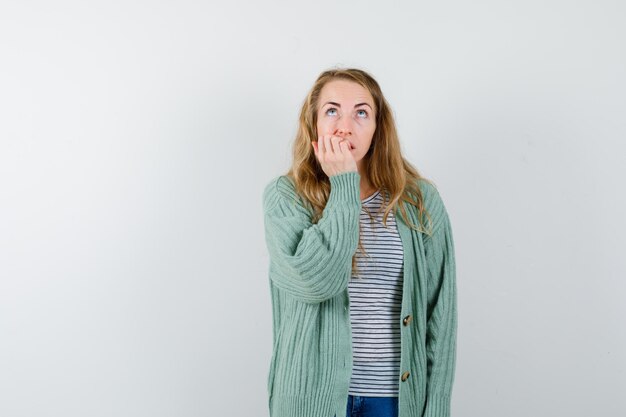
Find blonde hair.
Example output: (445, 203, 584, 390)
(285, 67, 434, 275)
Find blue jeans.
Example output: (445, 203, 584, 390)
(338, 395, 399, 417)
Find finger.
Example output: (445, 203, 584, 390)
(329, 135, 339, 154)
(338, 139, 350, 156)
(331, 135, 343, 154)
(324, 135, 333, 155)
(318, 135, 326, 157)
(338, 140, 347, 155)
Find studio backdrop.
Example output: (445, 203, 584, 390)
(1, 1, 624, 416)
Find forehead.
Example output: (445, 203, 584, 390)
(319, 79, 374, 104)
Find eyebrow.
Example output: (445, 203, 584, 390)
(322, 101, 373, 110)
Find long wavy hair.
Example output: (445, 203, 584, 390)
(285, 67, 434, 274)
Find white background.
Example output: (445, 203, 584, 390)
(1, 1, 625, 416)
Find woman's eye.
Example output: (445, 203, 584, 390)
(357, 109, 368, 118)
(326, 108, 338, 116)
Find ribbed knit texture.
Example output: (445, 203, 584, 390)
(262, 171, 457, 417)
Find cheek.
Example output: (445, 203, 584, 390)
(316, 118, 330, 134)
(357, 123, 376, 141)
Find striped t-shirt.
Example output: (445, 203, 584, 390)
(348, 189, 404, 397)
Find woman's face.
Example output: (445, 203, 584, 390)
(316, 79, 376, 164)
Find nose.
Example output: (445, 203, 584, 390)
(333, 114, 354, 137)
(334, 127, 352, 138)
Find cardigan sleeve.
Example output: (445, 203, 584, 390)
(262, 171, 362, 304)
(421, 186, 458, 417)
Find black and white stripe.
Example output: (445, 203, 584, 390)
(348, 190, 404, 397)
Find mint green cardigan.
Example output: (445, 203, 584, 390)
(262, 171, 457, 417)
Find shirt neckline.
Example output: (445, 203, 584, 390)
(361, 189, 380, 204)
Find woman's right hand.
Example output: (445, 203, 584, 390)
(311, 133, 358, 177)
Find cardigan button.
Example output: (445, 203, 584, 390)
(401, 371, 411, 382)
(402, 315, 412, 326)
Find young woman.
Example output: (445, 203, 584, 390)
(262, 68, 457, 417)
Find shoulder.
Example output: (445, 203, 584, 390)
(263, 175, 309, 215)
(263, 174, 294, 198)
(415, 178, 450, 232)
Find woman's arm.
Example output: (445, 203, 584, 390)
(262, 171, 361, 304)
(421, 185, 458, 417)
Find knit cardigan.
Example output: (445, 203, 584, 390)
(262, 171, 457, 417)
